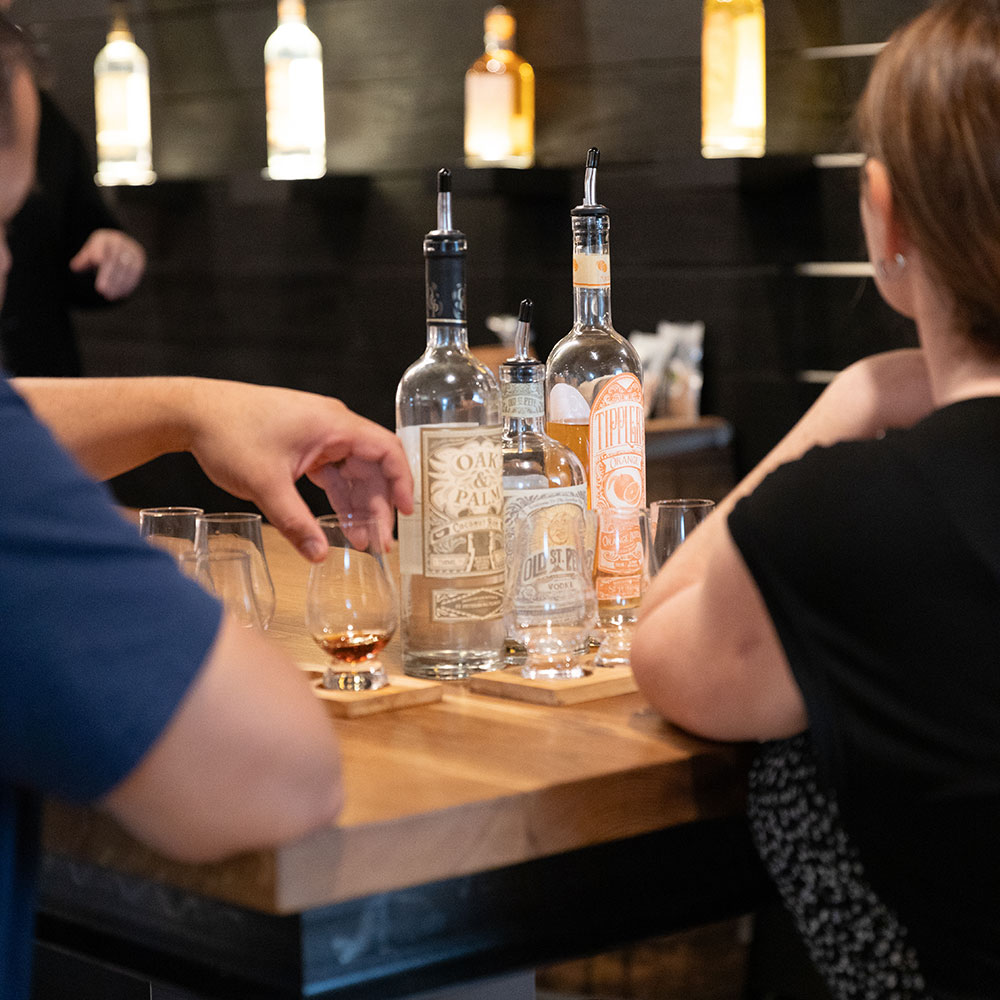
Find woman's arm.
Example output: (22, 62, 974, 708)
(631, 348, 934, 741)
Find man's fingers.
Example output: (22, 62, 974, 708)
(253, 483, 326, 562)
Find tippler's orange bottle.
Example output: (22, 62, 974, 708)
(545, 148, 645, 512)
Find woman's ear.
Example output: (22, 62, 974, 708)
(863, 158, 909, 257)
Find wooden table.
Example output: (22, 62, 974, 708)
(37, 525, 766, 999)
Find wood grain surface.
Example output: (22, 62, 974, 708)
(44, 524, 751, 917)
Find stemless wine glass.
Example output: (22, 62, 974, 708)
(306, 513, 398, 692)
(178, 549, 264, 631)
(649, 498, 716, 569)
(505, 504, 597, 680)
(195, 512, 276, 628)
(138, 506, 203, 562)
(593, 506, 654, 667)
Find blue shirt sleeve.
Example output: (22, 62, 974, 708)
(0, 376, 223, 802)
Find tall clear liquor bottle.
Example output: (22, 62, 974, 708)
(545, 148, 646, 511)
(265, 0, 326, 179)
(395, 169, 506, 679)
(501, 299, 588, 659)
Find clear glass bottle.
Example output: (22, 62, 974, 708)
(395, 169, 506, 680)
(464, 5, 535, 169)
(501, 299, 588, 663)
(545, 148, 646, 512)
(701, 0, 766, 158)
(94, 1, 155, 186)
(265, 0, 326, 179)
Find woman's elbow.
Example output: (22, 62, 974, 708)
(631, 612, 734, 741)
(631, 612, 684, 720)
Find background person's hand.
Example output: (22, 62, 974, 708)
(69, 228, 147, 300)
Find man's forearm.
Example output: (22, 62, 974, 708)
(11, 376, 198, 481)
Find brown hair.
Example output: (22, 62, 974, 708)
(0, 14, 34, 148)
(856, 0, 1000, 353)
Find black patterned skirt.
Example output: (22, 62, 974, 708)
(747, 733, 929, 1000)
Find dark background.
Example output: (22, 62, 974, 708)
(12, 0, 928, 512)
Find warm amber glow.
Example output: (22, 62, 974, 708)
(701, 0, 766, 159)
(94, 14, 155, 186)
(465, 6, 534, 169)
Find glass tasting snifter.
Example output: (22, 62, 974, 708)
(506, 504, 597, 680)
(306, 514, 397, 692)
(195, 513, 276, 629)
(592, 506, 654, 667)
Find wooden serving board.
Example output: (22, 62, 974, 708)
(469, 662, 637, 706)
(310, 672, 443, 717)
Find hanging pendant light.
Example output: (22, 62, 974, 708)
(264, 0, 327, 180)
(701, 0, 766, 159)
(94, 1, 155, 186)
(464, 5, 535, 169)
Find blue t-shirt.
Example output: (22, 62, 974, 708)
(0, 376, 222, 997)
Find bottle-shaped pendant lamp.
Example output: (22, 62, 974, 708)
(701, 0, 765, 158)
(94, 0, 155, 186)
(264, 0, 326, 179)
(464, 5, 535, 168)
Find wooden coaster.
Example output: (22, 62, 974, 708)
(310, 672, 443, 717)
(469, 662, 637, 706)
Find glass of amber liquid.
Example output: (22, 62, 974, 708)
(306, 514, 397, 692)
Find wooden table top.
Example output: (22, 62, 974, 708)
(43, 522, 750, 917)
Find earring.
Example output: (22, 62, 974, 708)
(876, 253, 907, 280)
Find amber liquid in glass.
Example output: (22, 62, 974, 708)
(315, 630, 392, 664)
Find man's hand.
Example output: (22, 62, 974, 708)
(184, 380, 413, 560)
(11, 376, 414, 562)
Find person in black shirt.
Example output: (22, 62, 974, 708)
(632, 2, 1000, 997)
(0, 1, 145, 375)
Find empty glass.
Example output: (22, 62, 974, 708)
(592, 507, 654, 667)
(505, 504, 597, 680)
(649, 498, 716, 569)
(195, 512, 276, 628)
(179, 549, 264, 631)
(138, 506, 203, 562)
(306, 513, 397, 692)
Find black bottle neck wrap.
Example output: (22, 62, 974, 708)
(424, 231, 467, 325)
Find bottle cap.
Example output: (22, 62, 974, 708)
(425, 168, 467, 257)
(571, 146, 608, 217)
(484, 6, 516, 42)
(501, 299, 542, 384)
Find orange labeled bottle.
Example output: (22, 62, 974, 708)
(545, 148, 645, 511)
(546, 148, 645, 628)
